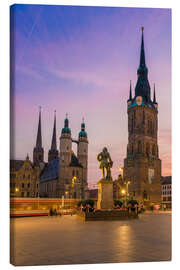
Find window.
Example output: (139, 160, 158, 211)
(27, 183, 30, 188)
(76, 170, 79, 176)
(146, 143, 150, 155)
(72, 170, 75, 177)
(22, 183, 24, 188)
(152, 145, 156, 156)
(137, 141, 142, 153)
(27, 192, 30, 197)
(37, 184, 39, 188)
(21, 192, 24, 197)
(36, 192, 39, 197)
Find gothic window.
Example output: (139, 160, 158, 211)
(27, 192, 30, 197)
(137, 141, 142, 153)
(131, 144, 134, 154)
(143, 190, 147, 199)
(72, 170, 75, 177)
(76, 170, 79, 177)
(146, 143, 150, 155)
(22, 183, 24, 188)
(152, 144, 156, 156)
(27, 183, 30, 188)
(131, 116, 134, 131)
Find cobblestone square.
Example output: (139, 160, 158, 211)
(10, 212, 171, 266)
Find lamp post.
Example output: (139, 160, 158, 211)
(15, 187, 19, 197)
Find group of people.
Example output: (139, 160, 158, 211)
(80, 204, 94, 213)
(49, 208, 58, 216)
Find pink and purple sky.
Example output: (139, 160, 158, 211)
(11, 5, 171, 188)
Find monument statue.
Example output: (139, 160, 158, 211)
(97, 147, 113, 180)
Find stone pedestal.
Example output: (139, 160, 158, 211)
(97, 179, 114, 209)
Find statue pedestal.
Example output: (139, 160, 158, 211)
(97, 179, 114, 209)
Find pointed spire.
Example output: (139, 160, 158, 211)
(135, 27, 151, 101)
(26, 153, 29, 160)
(129, 80, 132, 100)
(51, 110, 57, 150)
(153, 84, 157, 103)
(36, 106, 42, 148)
(33, 107, 44, 165)
(140, 27, 146, 68)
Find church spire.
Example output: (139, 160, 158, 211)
(51, 110, 57, 150)
(140, 27, 146, 68)
(61, 113, 71, 134)
(153, 84, 157, 103)
(36, 106, 42, 148)
(48, 110, 59, 162)
(135, 27, 151, 102)
(33, 107, 44, 165)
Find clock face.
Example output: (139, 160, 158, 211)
(136, 96, 142, 106)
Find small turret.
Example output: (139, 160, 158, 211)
(153, 84, 158, 109)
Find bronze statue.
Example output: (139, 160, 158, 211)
(97, 147, 113, 180)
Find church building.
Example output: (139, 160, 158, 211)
(124, 28, 162, 204)
(38, 112, 89, 199)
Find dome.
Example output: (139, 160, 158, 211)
(61, 117, 71, 134)
(79, 130, 87, 138)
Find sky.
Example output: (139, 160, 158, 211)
(10, 4, 171, 188)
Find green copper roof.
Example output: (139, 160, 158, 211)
(79, 120, 87, 138)
(61, 117, 71, 134)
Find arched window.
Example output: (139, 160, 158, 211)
(146, 143, 150, 155)
(131, 144, 134, 154)
(137, 141, 142, 153)
(131, 116, 134, 131)
(152, 144, 156, 156)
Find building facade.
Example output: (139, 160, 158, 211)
(10, 155, 40, 197)
(161, 176, 171, 208)
(10, 109, 89, 199)
(124, 28, 161, 204)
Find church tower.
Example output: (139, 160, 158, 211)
(77, 118, 88, 185)
(58, 114, 72, 196)
(48, 111, 59, 162)
(33, 107, 44, 165)
(124, 28, 161, 204)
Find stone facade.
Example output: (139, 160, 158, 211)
(10, 155, 40, 197)
(97, 179, 114, 209)
(57, 117, 88, 199)
(123, 28, 161, 204)
(161, 176, 171, 208)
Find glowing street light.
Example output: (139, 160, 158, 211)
(121, 189, 126, 195)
